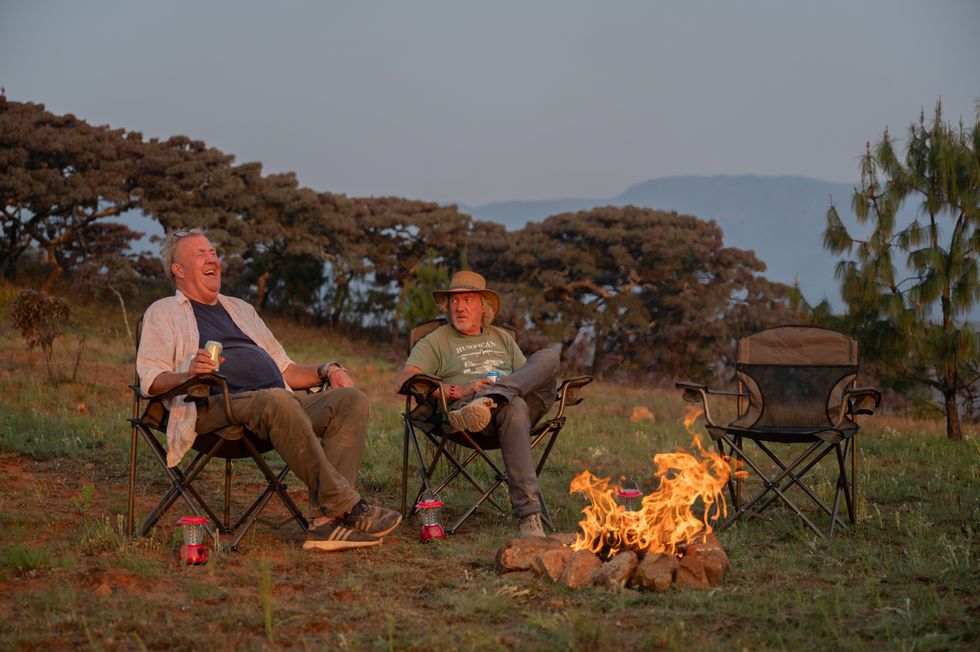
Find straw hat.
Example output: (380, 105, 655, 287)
(433, 271, 500, 314)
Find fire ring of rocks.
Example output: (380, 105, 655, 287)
(497, 426, 736, 591)
(496, 531, 729, 591)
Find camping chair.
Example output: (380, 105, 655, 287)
(126, 315, 310, 551)
(676, 325, 880, 537)
(398, 318, 593, 534)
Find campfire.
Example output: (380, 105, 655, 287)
(497, 408, 741, 591)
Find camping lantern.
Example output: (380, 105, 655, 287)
(178, 516, 209, 564)
(415, 496, 446, 542)
(617, 483, 644, 512)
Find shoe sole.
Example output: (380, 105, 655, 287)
(448, 400, 493, 432)
(302, 537, 383, 552)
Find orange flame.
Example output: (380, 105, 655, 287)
(570, 408, 733, 557)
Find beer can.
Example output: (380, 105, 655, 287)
(204, 340, 222, 371)
(486, 371, 501, 383)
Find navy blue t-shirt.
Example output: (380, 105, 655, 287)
(190, 300, 285, 394)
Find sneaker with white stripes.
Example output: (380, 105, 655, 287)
(344, 500, 403, 538)
(302, 519, 382, 551)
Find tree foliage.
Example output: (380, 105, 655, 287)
(1, 95, 796, 381)
(824, 101, 980, 439)
(0, 97, 145, 285)
(487, 206, 792, 378)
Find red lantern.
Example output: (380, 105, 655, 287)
(415, 497, 446, 542)
(178, 516, 209, 564)
(617, 484, 644, 512)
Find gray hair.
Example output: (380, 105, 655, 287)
(161, 228, 206, 281)
(438, 295, 496, 329)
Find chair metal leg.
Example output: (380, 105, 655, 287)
(226, 436, 308, 550)
(401, 410, 573, 535)
(401, 418, 411, 516)
(224, 458, 232, 533)
(127, 424, 139, 538)
(718, 437, 827, 537)
(720, 434, 854, 537)
(850, 435, 858, 523)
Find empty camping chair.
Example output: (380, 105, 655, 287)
(126, 315, 310, 550)
(398, 318, 592, 534)
(676, 325, 880, 537)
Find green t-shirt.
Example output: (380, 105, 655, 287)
(406, 324, 526, 387)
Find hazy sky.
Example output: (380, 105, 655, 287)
(2, 1, 978, 206)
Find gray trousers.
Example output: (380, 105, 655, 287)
(196, 387, 367, 517)
(464, 346, 560, 518)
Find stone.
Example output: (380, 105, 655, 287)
(548, 532, 578, 546)
(590, 550, 639, 588)
(676, 554, 710, 588)
(496, 536, 565, 572)
(532, 546, 573, 582)
(630, 552, 678, 592)
(682, 532, 729, 586)
(560, 550, 603, 589)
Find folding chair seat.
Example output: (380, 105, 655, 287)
(398, 318, 592, 534)
(676, 325, 880, 537)
(126, 316, 309, 551)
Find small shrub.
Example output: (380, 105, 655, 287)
(10, 289, 71, 381)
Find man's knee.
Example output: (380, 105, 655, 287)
(331, 387, 369, 421)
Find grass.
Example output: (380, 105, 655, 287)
(0, 285, 978, 650)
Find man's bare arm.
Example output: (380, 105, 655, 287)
(282, 362, 354, 389)
(394, 364, 425, 394)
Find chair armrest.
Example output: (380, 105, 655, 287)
(675, 381, 708, 404)
(149, 373, 237, 423)
(845, 386, 882, 417)
(398, 373, 450, 419)
(397, 372, 444, 397)
(554, 375, 593, 417)
(674, 381, 744, 427)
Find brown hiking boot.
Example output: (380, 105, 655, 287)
(518, 512, 546, 538)
(448, 397, 495, 433)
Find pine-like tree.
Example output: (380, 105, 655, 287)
(824, 101, 980, 440)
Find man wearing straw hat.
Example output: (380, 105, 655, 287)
(395, 270, 560, 538)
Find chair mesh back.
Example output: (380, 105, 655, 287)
(732, 326, 858, 430)
(736, 365, 855, 429)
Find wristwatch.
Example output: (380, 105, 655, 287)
(317, 362, 344, 385)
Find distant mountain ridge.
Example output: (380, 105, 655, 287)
(462, 174, 859, 308)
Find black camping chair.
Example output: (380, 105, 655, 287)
(126, 315, 310, 551)
(676, 325, 880, 537)
(398, 318, 593, 534)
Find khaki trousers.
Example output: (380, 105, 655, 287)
(196, 386, 367, 517)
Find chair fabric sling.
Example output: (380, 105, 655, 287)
(676, 325, 880, 537)
(126, 315, 309, 551)
(398, 318, 592, 534)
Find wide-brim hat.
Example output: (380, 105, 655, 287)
(433, 271, 501, 314)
